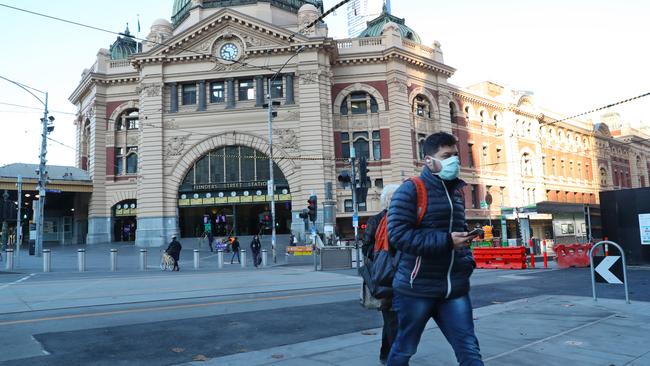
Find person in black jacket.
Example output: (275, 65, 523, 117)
(363, 183, 401, 365)
(387, 132, 483, 366)
(166, 236, 182, 271)
(250, 235, 262, 267)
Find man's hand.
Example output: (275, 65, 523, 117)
(450, 232, 476, 250)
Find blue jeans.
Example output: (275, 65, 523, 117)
(387, 293, 483, 366)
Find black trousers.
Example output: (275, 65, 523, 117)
(381, 308, 398, 360)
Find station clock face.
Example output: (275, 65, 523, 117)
(219, 42, 239, 61)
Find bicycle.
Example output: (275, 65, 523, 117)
(160, 251, 175, 271)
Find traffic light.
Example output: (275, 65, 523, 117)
(298, 209, 309, 220)
(259, 212, 271, 229)
(359, 157, 370, 187)
(337, 170, 351, 188)
(356, 186, 368, 204)
(307, 195, 317, 222)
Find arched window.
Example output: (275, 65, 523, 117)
(449, 102, 457, 123)
(479, 110, 486, 124)
(464, 105, 471, 119)
(125, 147, 138, 174)
(493, 113, 500, 128)
(340, 91, 379, 115)
(418, 133, 426, 160)
(352, 131, 370, 159)
(116, 109, 139, 131)
(521, 153, 533, 176)
(413, 95, 432, 118)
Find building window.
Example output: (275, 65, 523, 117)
(577, 163, 582, 179)
(542, 156, 546, 174)
(569, 161, 574, 178)
(341, 92, 379, 115)
(344, 199, 353, 213)
(482, 145, 488, 163)
(418, 133, 426, 160)
(116, 109, 138, 131)
(341, 132, 350, 159)
(210, 81, 225, 103)
(414, 95, 432, 118)
(126, 147, 138, 174)
(182, 84, 197, 105)
(340, 97, 349, 115)
(353, 131, 370, 159)
(471, 184, 479, 209)
(372, 130, 382, 161)
(375, 179, 384, 189)
(468, 143, 475, 168)
(552, 157, 557, 176)
(269, 78, 283, 99)
(238, 79, 255, 101)
(479, 110, 485, 124)
(464, 105, 470, 119)
(358, 201, 367, 212)
(521, 153, 533, 176)
(115, 147, 124, 175)
(496, 148, 502, 163)
(449, 102, 457, 123)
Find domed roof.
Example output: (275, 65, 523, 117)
(358, 4, 422, 44)
(110, 25, 138, 60)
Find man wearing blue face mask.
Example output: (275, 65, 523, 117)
(386, 132, 483, 366)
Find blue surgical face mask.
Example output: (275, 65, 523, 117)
(429, 156, 460, 181)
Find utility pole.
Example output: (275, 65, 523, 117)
(16, 175, 22, 264)
(267, 82, 277, 264)
(35, 92, 50, 257)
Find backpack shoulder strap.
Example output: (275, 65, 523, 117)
(409, 177, 428, 226)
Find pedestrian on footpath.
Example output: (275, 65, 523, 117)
(250, 235, 262, 267)
(387, 132, 483, 366)
(362, 183, 401, 365)
(207, 231, 215, 252)
(166, 236, 182, 271)
(230, 236, 240, 264)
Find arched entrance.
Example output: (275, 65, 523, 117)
(178, 145, 292, 237)
(113, 200, 137, 242)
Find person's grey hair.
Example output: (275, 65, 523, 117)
(380, 184, 401, 210)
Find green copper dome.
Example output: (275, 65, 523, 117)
(358, 4, 422, 44)
(172, 0, 324, 26)
(110, 25, 138, 60)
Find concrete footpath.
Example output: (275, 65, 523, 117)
(181, 295, 650, 366)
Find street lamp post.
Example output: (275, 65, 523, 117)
(0, 76, 52, 257)
(265, 46, 304, 263)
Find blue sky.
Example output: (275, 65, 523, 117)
(0, 0, 647, 166)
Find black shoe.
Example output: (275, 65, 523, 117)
(379, 358, 387, 365)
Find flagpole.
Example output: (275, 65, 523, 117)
(137, 14, 141, 51)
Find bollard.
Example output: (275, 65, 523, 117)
(261, 249, 268, 267)
(217, 249, 224, 269)
(78, 249, 86, 272)
(313, 244, 318, 271)
(193, 249, 200, 270)
(529, 238, 536, 268)
(110, 249, 118, 272)
(139, 249, 147, 271)
(240, 249, 246, 268)
(43, 249, 51, 272)
(543, 240, 548, 269)
(5, 248, 14, 271)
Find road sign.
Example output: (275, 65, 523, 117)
(485, 192, 493, 206)
(480, 200, 488, 209)
(594, 256, 624, 284)
(352, 213, 359, 228)
(46, 189, 61, 194)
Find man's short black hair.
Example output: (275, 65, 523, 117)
(423, 132, 458, 156)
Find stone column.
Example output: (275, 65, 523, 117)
(386, 69, 416, 182)
(255, 76, 264, 107)
(285, 73, 295, 105)
(197, 80, 206, 111)
(169, 83, 178, 113)
(226, 78, 235, 109)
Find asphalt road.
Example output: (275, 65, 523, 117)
(1, 266, 648, 366)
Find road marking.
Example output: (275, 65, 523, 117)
(0, 273, 36, 290)
(0, 287, 358, 326)
(483, 313, 618, 362)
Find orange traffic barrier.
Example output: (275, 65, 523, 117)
(554, 243, 592, 268)
(286, 246, 313, 256)
(472, 247, 527, 269)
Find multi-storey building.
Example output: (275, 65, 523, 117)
(68, 0, 650, 247)
(346, 0, 386, 38)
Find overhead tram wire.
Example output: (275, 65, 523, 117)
(0, 2, 342, 85)
(0, 101, 76, 115)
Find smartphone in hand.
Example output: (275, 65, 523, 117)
(467, 228, 484, 237)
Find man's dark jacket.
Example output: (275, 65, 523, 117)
(166, 239, 182, 261)
(387, 167, 475, 299)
